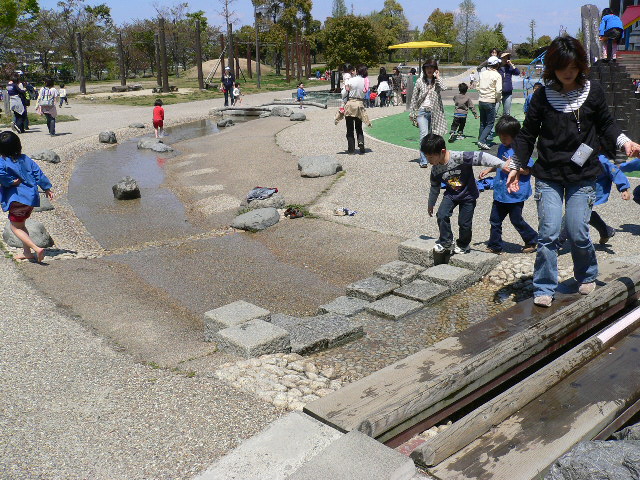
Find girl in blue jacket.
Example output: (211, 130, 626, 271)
(0, 131, 54, 262)
(600, 8, 624, 62)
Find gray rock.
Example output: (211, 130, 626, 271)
(270, 106, 293, 117)
(216, 119, 235, 128)
(232, 208, 280, 231)
(112, 176, 141, 200)
(365, 295, 423, 320)
(137, 138, 163, 149)
(34, 191, 54, 212)
(318, 296, 370, 317)
(449, 250, 501, 277)
(397, 237, 437, 267)
(3, 220, 54, 248)
(31, 149, 60, 164)
(394, 280, 449, 306)
(99, 131, 117, 144)
(111, 85, 128, 92)
(150, 142, 174, 153)
(241, 192, 286, 210)
(298, 155, 342, 178)
(214, 319, 291, 358)
(374, 260, 425, 286)
(419, 264, 478, 293)
(259, 112, 272, 118)
(346, 276, 399, 302)
(129, 122, 145, 128)
(203, 300, 271, 341)
(545, 440, 640, 480)
(613, 422, 640, 441)
(290, 112, 306, 121)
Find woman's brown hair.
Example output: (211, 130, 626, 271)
(422, 59, 438, 84)
(542, 36, 589, 89)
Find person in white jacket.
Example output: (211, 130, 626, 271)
(476, 56, 502, 150)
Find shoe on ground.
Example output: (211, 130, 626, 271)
(358, 143, 365, 154)
(486, 246, 503, 255)
(478, 142, 490, 150)
(578, 282, 596, 295)
(453, 244, 470, 254)
(419, 163, 429, 168)
(11, 123, 20, 133)
(448, 133, 456, 143)
(598, 229, 616, 245)
(433, 243, 449, 253)
(534, 295, 553, 307)
(522, 243, 537, 253)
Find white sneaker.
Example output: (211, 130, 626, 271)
(453, 245, 470, 254)
(477, 142, 490, 150)
(433, 243, 447, 253)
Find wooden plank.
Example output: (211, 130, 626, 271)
(411, 305, 640, 466)
(304, 263, 640, 440)
(430, 328, 640, 480)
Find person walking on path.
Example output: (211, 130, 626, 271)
(506, 36, 640, 308)
(7, 75, 27, 134)
(376, 67, 391, 107)
(35, 78, 58, 136)
(498, 52, 520, 116)
(599, 8, 624, 62)
(477, 56, 502, 150)
(391, 67, 403, 106)
(410, 59, 447, 167)
(342, 65, 371, 155)
(220, 66, 235, 107)
(0, 131, 54, 263)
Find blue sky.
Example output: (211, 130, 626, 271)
(40, 0, 610, 44)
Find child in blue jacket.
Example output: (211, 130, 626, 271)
(600, 8, 624, 62)
(0, 131, 54, 262)
(296, 83, 306, 108)
(479, 116, 537, 254)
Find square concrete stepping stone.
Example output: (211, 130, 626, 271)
(286, 430, 416, 480)
(272, 313, 364, 355)
(193, 412, 343, 480)
(419, 264, 477, 293)
(398, 237, 437, 267)
(346, 276, 399, 301)
(204, 300, 271, 341)
(374, 260, 425, 286)
(449, 249, 501, 277)
(318, 296, 370, 317)
(394, 280, 449, 306)
(365, 295, 423, 320)
(214, 319, 290, 358)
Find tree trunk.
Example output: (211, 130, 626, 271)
(75, 32, 86, 94)
(117, 32, 126, 86)
(158, 17, 170, 93)
(195, 19, 204, 89)
(154, 33, 161, 86)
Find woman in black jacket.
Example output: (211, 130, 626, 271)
(507, 36, 640, 307)
(377, 67, 391, 107)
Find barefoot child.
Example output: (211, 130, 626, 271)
(0, 131, 54, 262)
(153, 99, 164, 138)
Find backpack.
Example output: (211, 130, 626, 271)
(38, 88, 55, 106)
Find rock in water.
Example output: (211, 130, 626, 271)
(232, 208, 280, 231)
(31, 150, 60, 164)
(112, 176, 141, 200)
(3, 220, 54, 248)
(290, 112, 306, 121)
(298, 155, 342, 178)
(270, 106, 293, 117)
(217, 119, 235, 128)
(150, 143, 173, 152)
(99, 131, 117, 144)
(137, 138, 163, 149)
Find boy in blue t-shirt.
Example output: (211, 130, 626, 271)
(478, 116, 537, 254)
(296, 83, 306, 109)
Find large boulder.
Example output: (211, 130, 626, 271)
(3, 220, 54, 248)
(546, 440, 640, 480)
(112, 176, 141, 200)
(111, 85, 128, 93)
(290, 111, 306, 121)
(232, 208, 280, 231)
(137, 138, 163, 150)
(613, 422, 640, 441)
(99, 131, 117, 144)
(298, 155, 342, 178)
(270, 106, 292, 117)
(240, 192, 286, 210)
(151, 142, 173, 153)
(31, 149, 60, 164)
(217, 119, 235, 128)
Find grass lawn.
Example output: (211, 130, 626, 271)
(0, 113, 77, 128)
(368, 103, 526, 153)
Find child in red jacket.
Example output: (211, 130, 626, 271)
(153, 99, 165, 138)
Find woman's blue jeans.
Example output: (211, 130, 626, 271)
(417, 109, 432, 166)
(533, 179, 597, 297)
(478, 102, 496, 145)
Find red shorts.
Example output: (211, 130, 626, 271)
(8, 202, 33, 223)
(153, 120, 164, 129)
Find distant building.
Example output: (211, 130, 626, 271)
(610, 0, 640, 51)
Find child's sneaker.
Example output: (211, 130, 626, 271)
(433, 243, 448, 253)
(598, 228, 616, 245)
(448, 133, 457, 143)
(453, 244, 470, 254)
(477, 142, 491, 150)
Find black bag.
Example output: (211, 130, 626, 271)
(605, 27, 623, 41)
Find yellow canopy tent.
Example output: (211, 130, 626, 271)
(388, 41, 453, 66)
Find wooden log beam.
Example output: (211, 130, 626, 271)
(304, 265, 640, 441)
(412, 304, 640, 466)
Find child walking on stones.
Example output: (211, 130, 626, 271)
(423, 133, 507, 254)
(479, 116, 538, 254)
(153, 99, 164, 138)
(449, 82, 478, 143)
(0, 131, 54, 262)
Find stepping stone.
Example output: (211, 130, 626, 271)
(346, 277, 399, 302)
(449, 250, 501, 277)
(398, 237, 438, 267)
(374, 260, 425, 286)
(318, 296, 370, 317)
(287, 430, 416, 480)
(419, 264, 477, 294)
(394, 280, 449, 306)
(193, 412, 343, 480)
(204, 300, 271, 341)
(272, 313, 364, 355)
(365, 295, 423, 320)
(214, 319, 290, 358)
